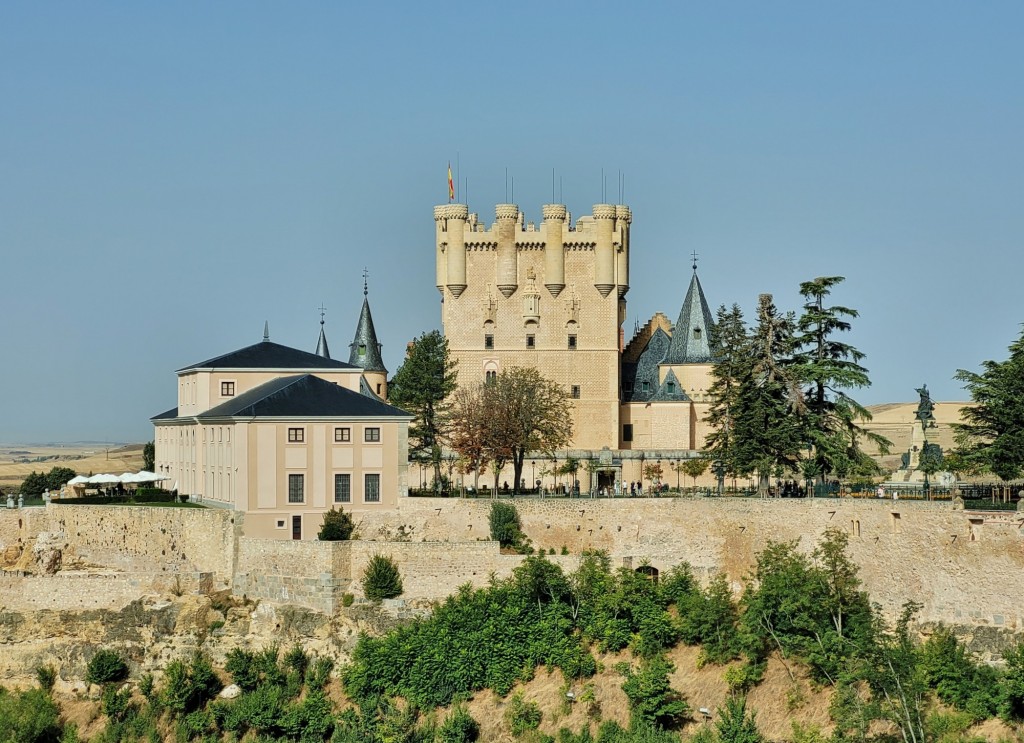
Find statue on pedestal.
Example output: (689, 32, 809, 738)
(915, 384, 936, 428)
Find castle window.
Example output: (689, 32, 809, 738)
(623, 424, 634, 442)
(335, 427, 351, 443)
(358, 344, 367, 357)
(220, 381, 235, 397)
(667, 381, 675, 394)
(571, 385, 581, 399)
(287, 427, 305, 443)
(364, 473, 381, 503)
(485, 334, 494, 349)
(567, 334, 577, 350)
(642, 381, 650, 393)
(693, 328, 702, 340)
(334, 474, 351, 503)
(364, 427, 381, 443)
(288, 474, 304, 503)
(376, 383, 382, 394)
(526, 334, 535, 348)
(485, 370, 496, 383)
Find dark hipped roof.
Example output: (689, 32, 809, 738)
(197, 374, 410, 419)
(179, 340, 357, 372)
(663, 271, 716, 364)
(151, 406, 179, 421)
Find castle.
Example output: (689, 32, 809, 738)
(435, 202, 715, 490)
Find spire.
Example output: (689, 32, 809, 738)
(314, 304, 331, 359)
(263, 321, 270, 342)
(348, 277, 387, 373)
(662, 264, 715, 364)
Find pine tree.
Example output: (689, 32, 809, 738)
(704, 304, 749, 478)
(731, 294, 804, 493)
(387, 330, 458, 489)
(791, 276, 889, 484)
(953, 327, 1024, 481)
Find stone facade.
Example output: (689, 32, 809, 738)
(434, 202, 721, 492)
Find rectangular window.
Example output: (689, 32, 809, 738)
(335, 427, 351, 442)
(288, 473, 304, 503)
(567, 334, 577, 349)
(526, 334, 535, 348)
(287, 427, 304, 443)
(571, 385, 581, 399)
(364, 427, 380, 443)
(623, 424, 634, 442)
(365, 473, 381, 503)
(485, 334, 494, 349)
(292, 514, 302, 540)
(220, 381, 235, 397)
(334, 473, 351, 503)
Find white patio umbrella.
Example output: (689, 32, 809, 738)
(134, 471, 170, 483)
(67, 475, 90, 486)
(88, 474, 120, 485)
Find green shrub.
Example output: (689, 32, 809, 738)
(36, 664, 56, 692)
(160, 652, 223, 716)
(138, 673, 154, 700)
(100, 685, 134, 722)
(306, 657, 334, 689)
(438, 704, 480, 742)
(0, 686, 62, 743)
(86, 649, 128, 686)
(619, 656, 689, 730)
(505, 692, 542, 736)
(318, 506, 355, 540)
(341, 592, 355, 607)
(489, 501, 524, 548)
(714, 695, 762, 743)
(921, 628, 1000, 721)
(363, 554, 403, 600)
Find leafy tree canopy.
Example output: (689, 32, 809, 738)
(953, 326, 1024, 480)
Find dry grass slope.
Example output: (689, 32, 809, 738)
(0, 444, 145, 491)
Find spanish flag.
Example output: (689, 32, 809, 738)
(448, 162, 455, 201)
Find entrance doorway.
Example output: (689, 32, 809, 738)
(291, 515, 302, 540)
(597, 470, 616, 495)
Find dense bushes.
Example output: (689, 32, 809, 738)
(489, 500, 526, 548)
(318, 506, 355, 540)
(362, 554, 404, 600)
(85, 649, 128, 686)
(0, 687, 61, 743)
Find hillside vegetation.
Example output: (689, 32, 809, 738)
(3, 524, 1023, 742)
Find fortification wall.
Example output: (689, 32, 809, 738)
(233, 538, 348, 614)
(0, 507, 48, 553)
(348, 497, 1024, 632)
(0, 571, 210, 612)
(46, 504, 236, 586)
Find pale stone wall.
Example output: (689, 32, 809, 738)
(233, 538, 348, 613)
(350, 497, 1024, 632)
(0, 572, 209, 612)
(45, 504, 236, 586)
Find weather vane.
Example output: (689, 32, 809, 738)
(362, 267, 369, 296)
(318, 303, 327, 326)
(691, 251, 699, 272)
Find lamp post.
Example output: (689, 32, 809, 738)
(639, 451, 646, 494)
(531, 459, 536, 495)
(676, 458, 680, 492)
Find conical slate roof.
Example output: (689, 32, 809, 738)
(663, 271, 715, 364)
(315, 323, 331, 359)
(348, 296, 387, 373)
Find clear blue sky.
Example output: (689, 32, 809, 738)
(2, 2, 1022, 443)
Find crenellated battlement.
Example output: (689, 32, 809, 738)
(434, 203, 632, 300)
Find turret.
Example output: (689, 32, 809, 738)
(435, 204, 469, 298)
(593, 204, 616, 297)
(495, 204, 519, 298)
(542, 204, 566, 297)
(349, 281, 389, 399)
(616, 205, 631, 298)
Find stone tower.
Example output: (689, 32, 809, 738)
(435, 202, 632, 449)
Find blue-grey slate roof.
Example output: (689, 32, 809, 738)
(179, 340, 356, 372)
(196, 374, 410, 419)
(623, 329, 682, 403)
(152, 407, 179, 421)
(348, 297, 387, 373)
(662, 272, 716, 364)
